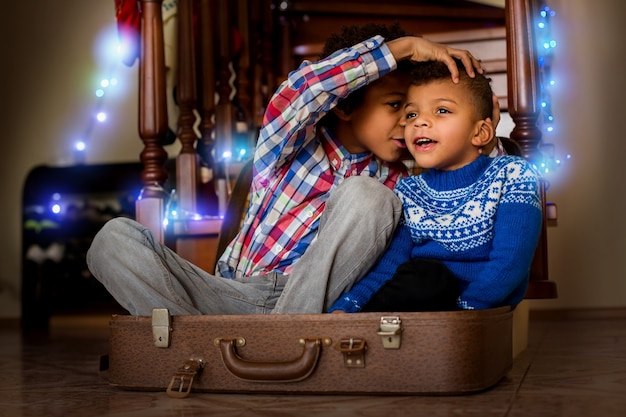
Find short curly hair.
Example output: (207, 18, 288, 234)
(409, 59, 494, 120)
(320, 23, 412, 118)
(320, 22, 409, 59)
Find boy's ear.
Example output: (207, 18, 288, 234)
(332, 106, 352, 121)
(471, 118, 495, 148)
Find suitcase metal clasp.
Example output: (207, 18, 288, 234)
(166, 357, 205, 399)
(335, 338, 367, 368)
(377, 316, 402, 349)
(152, 308, 172, 348)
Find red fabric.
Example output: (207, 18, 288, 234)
(115, 0, 141, 66)
(113, 1, 243, 66)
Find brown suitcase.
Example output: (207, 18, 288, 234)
(106, 307, 512, 397)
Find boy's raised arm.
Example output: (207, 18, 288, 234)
(253, 36, 393, 183)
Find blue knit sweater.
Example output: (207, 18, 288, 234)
(329, 155, 543, 312)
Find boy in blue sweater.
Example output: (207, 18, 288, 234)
(329, 59, 543, 313)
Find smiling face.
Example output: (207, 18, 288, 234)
(403, 79, 493, 171)
(335, 71, 410, 162)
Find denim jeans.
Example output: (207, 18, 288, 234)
(86, 176, 402, 315)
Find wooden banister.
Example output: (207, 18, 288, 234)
(506, 0, 557, 299)
(214, 0, 234, 162)
(175, 0, 200, 215)
(198, 0, 217, 165)
(136, 0, 169, 242)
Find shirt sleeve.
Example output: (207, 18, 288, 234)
(328, 224, 414, 313)
(252, 36, 396, 189)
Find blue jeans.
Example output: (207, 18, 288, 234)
(86, 176, 402, 315)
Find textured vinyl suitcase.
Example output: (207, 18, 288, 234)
(106, 307, 513, 397)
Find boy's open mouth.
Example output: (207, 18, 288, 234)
(414, 137, 436, 148)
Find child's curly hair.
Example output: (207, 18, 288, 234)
(320, 22, 408, 59)
(409, 58, 494, 120)
(320, 23, 413, 118)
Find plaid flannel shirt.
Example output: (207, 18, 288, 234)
(216, 36, 409, 279)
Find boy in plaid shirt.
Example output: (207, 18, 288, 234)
(88, 24, 487, 315)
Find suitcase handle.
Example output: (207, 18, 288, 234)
(216, 338, 322, 383)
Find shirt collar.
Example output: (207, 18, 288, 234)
(318, 125, 373, 173)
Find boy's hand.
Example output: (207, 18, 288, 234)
(387, 36, 483, 83)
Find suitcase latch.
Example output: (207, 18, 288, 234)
(377, 316, 402, 349)
(166, 357, 204, 399)
(335, 338, 367, 368)
(152, 308, 172, 348)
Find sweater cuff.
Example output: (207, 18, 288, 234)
(458, 297, 506, 310)
(328, 296, 361, 313)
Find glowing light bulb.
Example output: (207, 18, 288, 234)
(51, 204, 61, 214)
(75, 141, 86, 151)
(96, 112, 107, 122)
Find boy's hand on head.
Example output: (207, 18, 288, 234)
(388, 36, 483, 83)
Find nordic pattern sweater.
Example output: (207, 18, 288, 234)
(329, 155, 543, 312)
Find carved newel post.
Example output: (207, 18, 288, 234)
(506, 0, 557, 298)
(136, 0, 169, 242)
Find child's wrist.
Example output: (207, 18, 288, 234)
(386, 37, 413, 62)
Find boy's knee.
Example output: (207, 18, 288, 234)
(94, 217, 133, 242)
(88, 217, 141, 259)
(333, 176, 401, 214)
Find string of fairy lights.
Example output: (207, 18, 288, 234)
(73, 24, 124, 164)
(535, 1, 569, 175)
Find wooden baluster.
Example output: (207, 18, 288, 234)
(171, 0, 223, 273)
(175, 0, 199, 215)
(236, 0, 252, 127)
(251, 0, 275, 127)
(277, 4, 292, 82)
(198, 0, 216, 166)
(506, 0, 557, 298)
(195, 0, 220, 217)
(215, 0, 234, 168)
(136, 0, 169, 242)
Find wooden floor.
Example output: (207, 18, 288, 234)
(1, 314, 625, 417)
